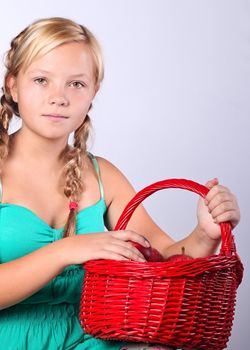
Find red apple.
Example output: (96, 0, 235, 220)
(165, 254, 193, 262)
(129, 241, 164, 262)
(148, 247, 164, 262)
(165, 246, 193, 263)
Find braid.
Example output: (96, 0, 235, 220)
(0, 25, 26, 175)
(6, 33, 25, 72)
(0, 92, 15, 173)
(0, 36, 22, 173)
(62, 115, 92, 237)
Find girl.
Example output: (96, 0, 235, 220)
(0, 17, 240, 350)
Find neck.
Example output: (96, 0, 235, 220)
(8, 128, 70, 172)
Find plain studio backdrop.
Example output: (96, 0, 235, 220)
(0, 1, 249, 349)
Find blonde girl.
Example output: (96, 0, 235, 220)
(0, 17, 240, 350)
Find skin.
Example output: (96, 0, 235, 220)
(0, 41, 240, 331)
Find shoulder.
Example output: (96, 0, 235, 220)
(91, 155, 174, 249)
(94, 155, 137, 217)
(95, 156, 126, 179)
(95, 156, 135, 194)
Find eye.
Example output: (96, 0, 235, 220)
(69, 81, 85, 89)
(34, 77, 47, 85)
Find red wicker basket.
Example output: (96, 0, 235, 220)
(80, 179, 243, 350)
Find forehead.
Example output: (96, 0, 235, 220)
(24, 42, 95, 79)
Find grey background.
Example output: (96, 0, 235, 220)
(0, 1, 249, 349)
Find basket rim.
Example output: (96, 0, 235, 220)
(114, 178, 236, 256)
(83, 253, 244, 286)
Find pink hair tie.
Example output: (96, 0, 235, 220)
(69, 201, 78, 211)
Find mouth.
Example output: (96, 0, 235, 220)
(43, 114, 69, 120)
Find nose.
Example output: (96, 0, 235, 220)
(48, 87, 69, 106)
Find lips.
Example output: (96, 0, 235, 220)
(43, 114, 69, 119)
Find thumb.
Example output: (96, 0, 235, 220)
(205, 177, 219, 189)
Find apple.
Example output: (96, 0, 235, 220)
(129, 241, 164, 262)
(148, 247, 164, 262)
(165, 246, 193, 263)
(165, 254, 193, 262)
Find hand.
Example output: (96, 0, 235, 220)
(197, 178, 240, 240)
(59, 230, 150, 266)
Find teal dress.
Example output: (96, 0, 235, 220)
(0, 154, 124, 350)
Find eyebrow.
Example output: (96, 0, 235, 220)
(28, 69, 89, 79)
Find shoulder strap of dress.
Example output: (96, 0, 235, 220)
(88, 152, 104, 199)
(0, 177, 2, 203)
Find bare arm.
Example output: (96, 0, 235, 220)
(99, 158, 239, 259)
(0, 240, 66, 310)
(0, 230, 149, 310)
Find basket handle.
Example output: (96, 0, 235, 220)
(114, 178, 236, 256)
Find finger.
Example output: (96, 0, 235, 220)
(209, 201, 235, 218)
(100, 248, 145, 262)
(103, 242, 146, 262)
(99, 250, 129, 261)
(205, 185, 231, 204)
(209, 200, 236, 219)
(113, 240, 147, 261)
(206, 192, 235, 213)
(112, 230, 151, 248)
(205, 178, 219, 189)
(213, 209, 239, 226)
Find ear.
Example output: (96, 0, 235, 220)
(6, 75, 18, 103)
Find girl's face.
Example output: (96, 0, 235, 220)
(8, 42, 98, 141)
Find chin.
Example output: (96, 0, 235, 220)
(34, 129, 70, 142)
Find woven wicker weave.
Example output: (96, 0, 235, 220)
(80, 179, 243, 350)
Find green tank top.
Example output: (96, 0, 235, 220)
(0, 153, 124, 350)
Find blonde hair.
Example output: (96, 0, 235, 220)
(0, 17, 104, 237)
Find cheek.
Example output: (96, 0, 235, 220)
(72, 93, 93, 113)
(18, 87, 44, 108)
(71, 115, 89, 134)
